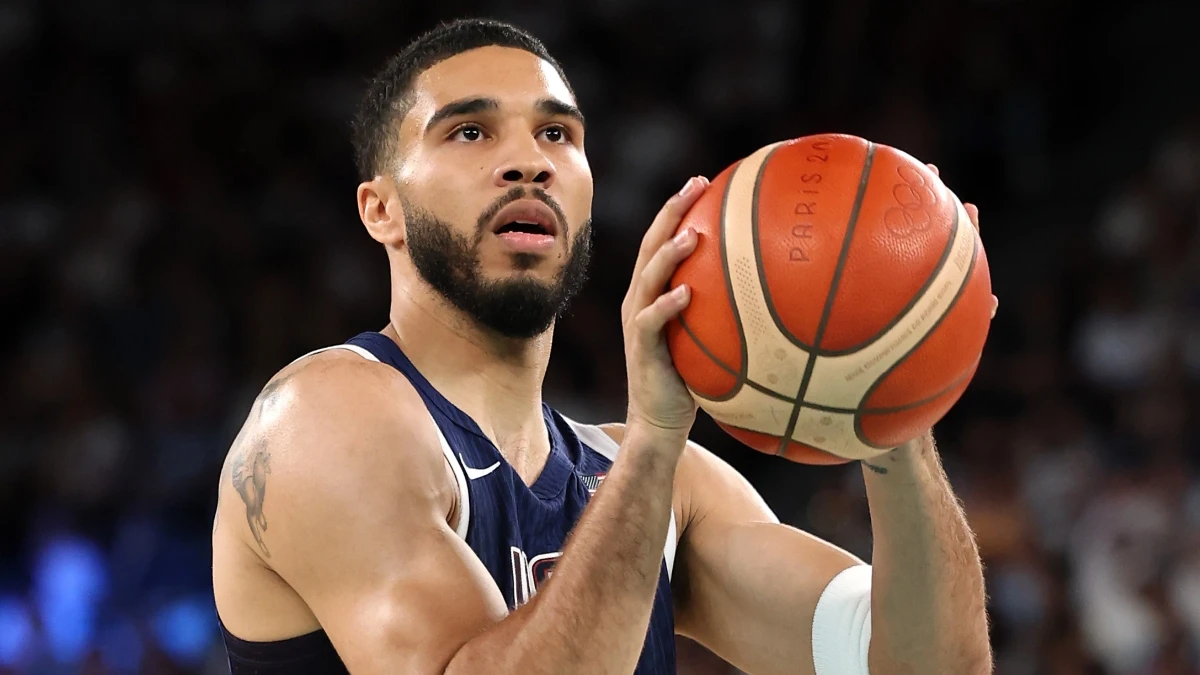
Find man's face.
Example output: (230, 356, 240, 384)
(389, 46, 593, 339)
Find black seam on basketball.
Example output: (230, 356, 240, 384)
(852, 234, 981, 449)
(676, 315, 740, 383)
(717, 160, 750, 394)
(750, 145, 818, 352)
(677, 313, 795, 404)
(676, 315, 794, 403)
(712, 421, 851, 463)
(794, 360, 978, 415)
(689, 379, 794, 405)
(817, 194, 963, 356)
(777, 142, 877, 455)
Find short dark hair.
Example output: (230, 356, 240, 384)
(351, 18, 572, 182)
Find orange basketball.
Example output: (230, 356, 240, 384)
(667, 134, 992, 465)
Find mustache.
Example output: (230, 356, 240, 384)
(475, 186, 570, 239)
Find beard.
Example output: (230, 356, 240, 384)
(403, 189, 593, 340)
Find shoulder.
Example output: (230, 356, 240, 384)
(258, 348, 416, 418)
(243, 349, 443, 463)
(217, 348, 453, 556)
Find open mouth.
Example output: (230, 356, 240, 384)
(495, 220, 552, 236)
(488, 200, 560, 240)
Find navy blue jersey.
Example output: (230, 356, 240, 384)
(221, 332, 678, 674)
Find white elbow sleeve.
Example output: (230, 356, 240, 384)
(811, 564, 873, 675)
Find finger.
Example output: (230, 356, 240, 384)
(631, 227, 698, 311)
(633, 284, 691, 336)
(632, 177, 705, 278)
(990, 294, 998, 319)
(631, 177, 708, 283)
(926, 163, 939, 177)
(965, 202, 980, 231)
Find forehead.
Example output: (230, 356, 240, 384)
(406, 46, 575, 123)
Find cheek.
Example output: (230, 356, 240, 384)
(406, 146, 489, 201)
(408, 177, 486, 232)
(560, 157, 594, 224)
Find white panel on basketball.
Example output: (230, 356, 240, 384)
(719, 142, 813, 398)
(789, 408, 866, 458)
(801, 195, 977, 410)
(689, 384, 796, 436)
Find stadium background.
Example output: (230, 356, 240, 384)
(3, 1, 1200, 673)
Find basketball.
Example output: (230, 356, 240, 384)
(667, 133, 992, 465)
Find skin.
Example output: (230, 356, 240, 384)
(213, 45, 994, 675)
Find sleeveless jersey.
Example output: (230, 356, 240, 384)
(220, 332, 678, 674)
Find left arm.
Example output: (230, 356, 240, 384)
(858, 432, 992, 674)
(668, 431, 992, 675)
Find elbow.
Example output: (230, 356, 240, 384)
(443, 639, 501, 675)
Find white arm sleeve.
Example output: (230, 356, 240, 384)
(811, 564, 873, 675)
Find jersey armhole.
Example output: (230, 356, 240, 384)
(292, 344, 471, 541)
(435, 423, 471, 539)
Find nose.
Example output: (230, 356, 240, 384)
(493, 137, 556, 189)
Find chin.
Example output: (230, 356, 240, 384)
(481, 254, 559, 276)
(512, 251, 560, 272)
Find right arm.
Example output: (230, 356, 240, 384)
(452, 422, 684, 675)
(224, 177, 710, 675)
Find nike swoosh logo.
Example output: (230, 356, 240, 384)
(461, 455, 501, 480)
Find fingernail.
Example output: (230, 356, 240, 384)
(678, 177, 700, 198)
(671, 284, 690, 299)
(673, 228, 693, 247)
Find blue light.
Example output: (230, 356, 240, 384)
(149, 595, 215, 668)
(0, 595, 35, 667)
(31, 535, 109, 664)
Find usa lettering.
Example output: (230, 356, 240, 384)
(510, 547, 562, 607)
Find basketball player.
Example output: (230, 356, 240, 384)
(212, 19, 993, 675)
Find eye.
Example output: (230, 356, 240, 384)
(539, 125, 571, 144)
(450, 124, 485, 142)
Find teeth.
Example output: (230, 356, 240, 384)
(496, 219, 549, 235)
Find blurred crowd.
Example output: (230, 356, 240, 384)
(3, 0, 1200, 673)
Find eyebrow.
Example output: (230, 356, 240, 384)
(423, 96, 587, 134)
(536, 98, 586, 129)
(424, 97, 500, 133)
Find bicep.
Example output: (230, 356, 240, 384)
(247, 365, 510, 675)
(289, 514, 508, 675)
(673, 443, 861, 675)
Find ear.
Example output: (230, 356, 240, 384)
(358, 177, 405, 246)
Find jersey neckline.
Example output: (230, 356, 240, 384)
(347, 331, 574, 501)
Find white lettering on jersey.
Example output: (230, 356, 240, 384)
(510, 547, 563, 607)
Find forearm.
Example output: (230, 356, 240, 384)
(862, 431, 991, 674)
(447, 424, 682, 675)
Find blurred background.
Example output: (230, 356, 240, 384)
(3, 0, 1200, 673)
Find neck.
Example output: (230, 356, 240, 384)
(385, 265, 553, 479)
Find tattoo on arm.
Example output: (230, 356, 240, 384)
(224, 373, 295, 557)
(862, 461, 889, 475)
(258, 373, 294, 414)
(232, 438, 273, 557)
(214, 464, 223, 536)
